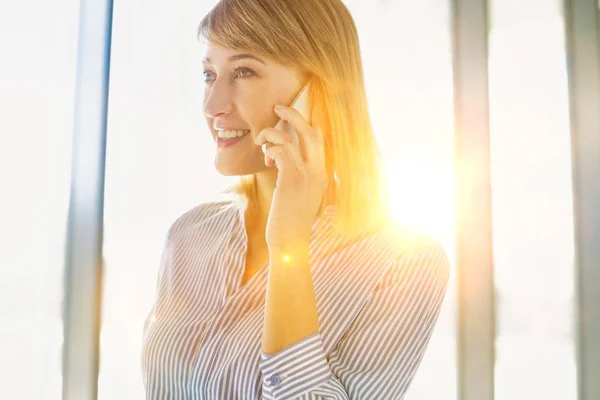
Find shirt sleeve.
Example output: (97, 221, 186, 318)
(258, 236, 450, 400)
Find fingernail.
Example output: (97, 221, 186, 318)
(274, 105, 285, 113)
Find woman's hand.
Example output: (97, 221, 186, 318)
(254, 104, 329, 255)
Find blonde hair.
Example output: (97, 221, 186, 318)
(198, 0, 391, 238)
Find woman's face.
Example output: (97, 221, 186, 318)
(202, 44, 307, 176)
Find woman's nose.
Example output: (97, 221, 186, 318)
(203, 81, 235, 118)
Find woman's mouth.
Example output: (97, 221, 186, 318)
(216, 129, 251, 148)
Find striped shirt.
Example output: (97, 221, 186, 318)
(142, 198, 450, 399)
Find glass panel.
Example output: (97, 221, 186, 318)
(489, 1, 577, 399)
(0, 0, 80, 399)
(344, 1, 457, 399)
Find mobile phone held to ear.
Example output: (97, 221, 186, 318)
(274, 83, 310, 148)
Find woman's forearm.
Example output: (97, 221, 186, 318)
(261, 242, 319, 355)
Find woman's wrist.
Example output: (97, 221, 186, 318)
(268, 239, 310, 266)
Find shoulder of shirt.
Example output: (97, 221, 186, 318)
(363, 221, 451, 294)
(164, 195, 240, 240)
(383, 220, 450, 275)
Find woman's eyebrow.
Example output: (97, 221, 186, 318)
(202, 54, 266, 65)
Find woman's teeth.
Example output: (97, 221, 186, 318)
(217, 129, 250, 139)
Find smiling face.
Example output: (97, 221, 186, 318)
(202, 45, 307, 176)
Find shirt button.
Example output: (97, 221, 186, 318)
(270, 374, 281, 386)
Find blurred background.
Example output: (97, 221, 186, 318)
(0, 0, 598, 399)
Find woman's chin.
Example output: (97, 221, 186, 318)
(215, 163, 267, 177)
(215, 166, 244, 176)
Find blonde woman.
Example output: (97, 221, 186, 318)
(142, 0, 450, 398)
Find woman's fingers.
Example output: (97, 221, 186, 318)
(264, 144, 295, 172)
(257, 128, 303, 169)
(255, 127, 295, 146)
(273, 105, 325, 167)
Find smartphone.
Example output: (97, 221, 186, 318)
(274, 83, 310, 148)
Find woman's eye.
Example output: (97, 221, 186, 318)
(234, 67, 254, 79)
(203, 70, 215, 83)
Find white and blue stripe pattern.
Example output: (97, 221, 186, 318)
(142, 198, 450, 399)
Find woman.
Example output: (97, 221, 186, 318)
(142, 0, 450, 399)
